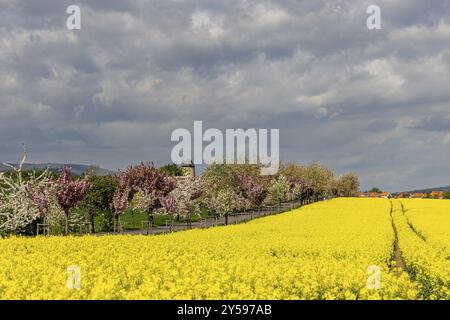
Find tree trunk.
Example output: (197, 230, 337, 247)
(88, 208, 95, 234)
(149, 209, 154, 226)
(31, 220, 38, 236)
(147, 209, 154, 235)
(64, 209, 69, 235)
(225, 214, 228, 225)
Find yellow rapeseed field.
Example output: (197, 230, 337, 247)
(398, 199, 450, 253)
(2, 198, 449, 300)
(391, 199, 450, 299)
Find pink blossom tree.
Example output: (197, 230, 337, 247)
(236, 175, 267, 210)
(28, 184, 52, 216)
(55, 166, 90, 235)
(286, 177, 313, 204)
(113, 162, 176, 228)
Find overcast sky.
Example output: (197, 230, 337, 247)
(1, 0, 450, 192)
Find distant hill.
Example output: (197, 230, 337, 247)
(406, 186, 450, 194)
(392, 186, 450, 196)
(0, 163, 114, 176)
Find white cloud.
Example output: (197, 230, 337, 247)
(191, 10, 225, 38)
(249, 3, 291, 28)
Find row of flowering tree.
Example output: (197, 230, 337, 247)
(112, 163, 208, 230)
(0, 152, 360, 235)
(0, 152, 90, 235)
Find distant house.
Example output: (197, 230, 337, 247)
(396, 192, 409, 199)
(379, 192, 392, 199)
(360, 191, 391, 198)
(431, 191, 444, 199)
(410, 193, 426, 199)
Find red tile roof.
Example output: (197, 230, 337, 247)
(431, 191, 444, 199)
(410, 193, 426, 198)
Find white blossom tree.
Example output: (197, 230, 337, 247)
(208, 187, 245, 225)
(268, 175, 290, 205)
(0, 151, 53, 234)
(160, 177, 203, 229)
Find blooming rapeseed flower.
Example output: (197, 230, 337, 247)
(2, 198, 446, 300)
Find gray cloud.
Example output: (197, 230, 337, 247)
(410, 115, 450, 132)
(1, 0, 450, 191)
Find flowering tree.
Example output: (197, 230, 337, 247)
(236, 175, 267, 210)
(268, 175, 290, 205)
(302, 163, 335, 201)
(208, 188, 244, 225)
(130, 188, 158, 214)
(279, 161, 333, 204)
(112, 182, 130, 216)
(284, 176, 313, 204)
(0, 152, 53, 234)
(160, 177, 203, 228)
(113, 163, 176, 227)
(55, 166, 90, 235)
(27, 184, 52, 217)
(159, 192, 177, 218)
